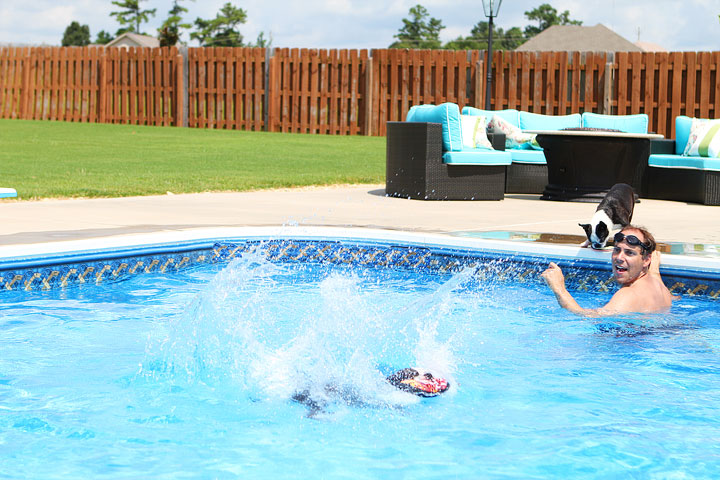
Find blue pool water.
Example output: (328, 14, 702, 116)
(2, 246, 720, 478)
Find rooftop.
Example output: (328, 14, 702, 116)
(105, 32, 160, 48)
(516, 24, 643, 52)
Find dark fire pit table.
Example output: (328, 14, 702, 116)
(527, 128, 664, 202)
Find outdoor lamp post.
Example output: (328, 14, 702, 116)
(482, 0, 502, 110)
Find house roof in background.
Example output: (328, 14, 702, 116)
(105, 32, 159, 48)
(635, 41, 668, 52)
(516, 24, 643, 52)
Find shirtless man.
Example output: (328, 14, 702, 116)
(542, 225, 675, 316)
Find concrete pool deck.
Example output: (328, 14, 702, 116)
(0, 185, 718, 251)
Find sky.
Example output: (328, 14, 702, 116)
(1, 0, 718, 51)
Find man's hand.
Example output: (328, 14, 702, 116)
(649, 250, 662, 278)
(541, 262, 566, 292)
(541, 262, 593, 315)
(647, 250, 679, 301)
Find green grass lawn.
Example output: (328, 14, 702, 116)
(0, 119, 386, 200)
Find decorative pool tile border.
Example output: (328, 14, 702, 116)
(1, 239, 719, 301)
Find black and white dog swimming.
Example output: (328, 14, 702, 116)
(579, 183, 635, 250)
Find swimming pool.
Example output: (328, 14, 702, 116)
(2, 228, 720, 478)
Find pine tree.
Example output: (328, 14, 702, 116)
(62, 21, 91, 46)
(190, 2, 247, 47)
(95, 30, 114, 45)
(524, 3, 582, 38)
(110, 0, 157, 35)
(158, 0, 193, 47)
(390, 4, 444, 49)
(444, 23, 524, 51)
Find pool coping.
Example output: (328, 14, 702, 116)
(1, 226, 719, 276)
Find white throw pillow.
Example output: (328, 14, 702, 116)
(488, 114, 540, 149)
(684, 118, 720, 157)
(460, 114, 493, 149)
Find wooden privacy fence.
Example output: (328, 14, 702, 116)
(187, 47, 264, 130)
(267, 48, 368, 135)
(2, 46, 719, 139)
(0, 46, 181, 126)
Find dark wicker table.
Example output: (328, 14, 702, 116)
(528, 129, 663, 202)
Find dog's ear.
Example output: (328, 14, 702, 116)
(579, 223, 592, 238)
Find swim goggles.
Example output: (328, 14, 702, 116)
(613, 232, 650, 252)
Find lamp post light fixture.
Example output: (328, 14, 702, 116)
(482, 0, 502, 110)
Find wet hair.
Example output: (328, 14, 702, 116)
(620, 224, 656, 257)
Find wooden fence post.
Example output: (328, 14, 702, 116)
(98, 49, 107, 123)
(475, 59, 484, 109)
(263, 47, 272, 132)
(364, 52, 373, 136)
(182, 46, 189, 127)
(20, 49, 31, 119)
(174, 49, 184, 127)
(603, 61, 613, 114)
(266, 50, 277, 132)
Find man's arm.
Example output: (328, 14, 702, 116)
(649, 250, 679, 300)
(541, 262, 601, 316)
(542, 263, 630, 317)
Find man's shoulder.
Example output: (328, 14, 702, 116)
(604, 283, 646, 313)
(608, 276, 671, 313)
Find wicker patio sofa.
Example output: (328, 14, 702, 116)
(385, 103, 511, 200)
(646, 115, 720, 205)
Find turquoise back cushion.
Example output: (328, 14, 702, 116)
(462, 107, 519, 127)
(406, 103, 463, 151)
(405, 104, 433, 122)
(582, 113, 648, 133)
(518, 112, 582, 130)
(675, 115, 692, 155)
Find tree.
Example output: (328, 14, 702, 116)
(95, 30, 114, 45)
(158, 0, 194, 47)
(445, 22, 524, 51)
(61, 21, 91, 46)
(389, 4, 444, 49)
(110, 0, 157, 35)
(190, 2, 247, 47)
(524, 3, 582, 38)
(250, 31, 273, 48)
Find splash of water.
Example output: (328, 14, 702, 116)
(141, 249, 462, 410)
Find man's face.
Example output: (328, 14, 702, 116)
(611, 228, 651, 286)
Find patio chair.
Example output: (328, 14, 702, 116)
(386, 103, 511, 200)
(646, 115, 720, 205)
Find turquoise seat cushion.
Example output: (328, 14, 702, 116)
(442, 150, 512, 165)
(462, 107, 519, 127)
(518, 111, 582, 131)
(648, 154, 720, 172)
(509, 149, 547, 165)
(406, 103, 463, 152)
(582, 112, 648, 133)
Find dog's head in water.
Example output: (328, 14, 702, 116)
(386, 368, 450, 397)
